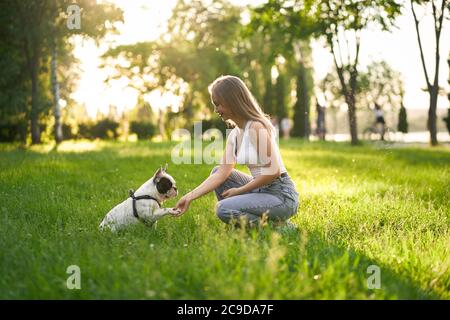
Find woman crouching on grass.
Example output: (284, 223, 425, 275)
(173, 75, 299, 228)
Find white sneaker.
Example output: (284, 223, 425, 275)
(274, 220, 298, 232)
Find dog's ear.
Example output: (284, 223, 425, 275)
(163, 163, 168, 172)
(153, 166, 164, 181)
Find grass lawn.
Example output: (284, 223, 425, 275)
(0, 139, 449, 299)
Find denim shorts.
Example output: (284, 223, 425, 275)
(255, 173, 300, 213)
(211, 167, 300, 224)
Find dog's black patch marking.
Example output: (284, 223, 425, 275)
(156, 177, 172, 194)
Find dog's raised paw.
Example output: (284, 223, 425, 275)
(168, 208, 181, 216)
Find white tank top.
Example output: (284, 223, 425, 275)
(230, 120, 287, 177)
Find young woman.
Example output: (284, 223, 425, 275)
(173, 75, 299, 227)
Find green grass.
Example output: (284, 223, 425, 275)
(0, 139, 449, 299)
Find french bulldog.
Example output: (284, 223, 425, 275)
(99, 165, 180, 232)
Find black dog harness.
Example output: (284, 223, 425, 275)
(128, 189, 161, 227)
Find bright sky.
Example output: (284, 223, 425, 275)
(70, 0, 450, 118)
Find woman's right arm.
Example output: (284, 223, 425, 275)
(184, 163, 234, 202)
(174, 131, 236, 215)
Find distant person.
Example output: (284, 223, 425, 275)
(373, 103, 386, 141)
(280, 117, 292, 139)
(271, 116, 280, 138)
(315, 102, 326, 140)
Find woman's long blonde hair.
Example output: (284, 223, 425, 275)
(208, 75, 275, 135)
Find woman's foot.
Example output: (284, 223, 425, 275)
(273, 220, 298, 233)
(270, 219, 295, 226)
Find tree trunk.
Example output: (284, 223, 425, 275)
(30, 55, 41, 145)
(262, 76, 274, 115)
(51, 39, 63, 144)
(335, 71, 358, 145)
(334, 64, 359, 145)
(275, 73, 287, 120)
(345, 93, 358, 145)
(18, 1, 44, 145)
(428, 87, 438, 146)
(292, 62, 310, 139)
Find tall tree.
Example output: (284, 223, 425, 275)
(50, 1, 62, 144)
(4, 0, 122, 144)
(0, 2, 30, 142)
(15, 1, 47, 144)
(315, 0, 402, 145)
(247, 0, 318, 138)
(410, 0, 448, 146)
(291, 41, 314, 138)
(104, 0, 243, 132)
(247, 0, 402, 142)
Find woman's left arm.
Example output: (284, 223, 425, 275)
(236, 172, 279, 194)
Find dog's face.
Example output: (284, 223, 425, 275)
(153, 166, 178, 200)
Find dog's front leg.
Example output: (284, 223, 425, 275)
(152, 207, 180, 219)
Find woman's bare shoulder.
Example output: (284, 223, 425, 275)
(249, 120, 266, 131)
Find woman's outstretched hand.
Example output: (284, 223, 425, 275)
(173, 194, 191, 217)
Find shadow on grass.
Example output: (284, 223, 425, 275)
(385, 148, 450, 167)
(269, 226, 438, 299)
(289, 141, 450, 168)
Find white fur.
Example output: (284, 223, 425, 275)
(99, 169, 179, 232)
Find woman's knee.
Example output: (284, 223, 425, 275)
(216, 200, 243, 224)
(215, 201, 229, 222)
(215, 201, 260, 226)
